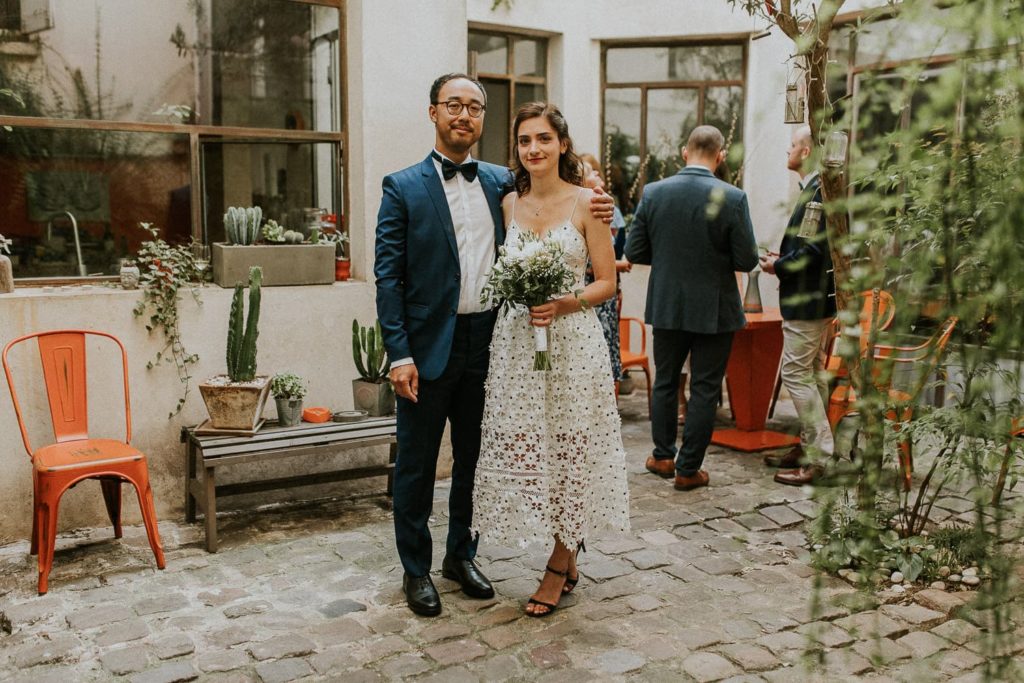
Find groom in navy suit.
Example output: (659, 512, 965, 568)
(375, 74, 509, 616)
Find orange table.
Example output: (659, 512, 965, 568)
(711, 307, 800, 452)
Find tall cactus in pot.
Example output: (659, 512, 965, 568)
(352, 319, 388, 383)
(224, 206, 262, 245)
(351, 319, 393, 416)
(227, 266, 262, 382)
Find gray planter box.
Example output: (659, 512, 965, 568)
(352, 379, 395, 417)
(212, 243, 335, 287)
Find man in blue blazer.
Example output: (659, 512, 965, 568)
(375, 74, 611, 616)
(625, 125, 758, 492)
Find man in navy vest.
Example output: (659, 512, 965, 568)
(760, 125, 836, 485)
(375, 74, 611, 616)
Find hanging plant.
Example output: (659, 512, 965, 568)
(132, 222, 203, 418)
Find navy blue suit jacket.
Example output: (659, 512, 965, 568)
(374, 154, 512, 381)
(775, 174, 836, 320)
(625, 166, 758, 334)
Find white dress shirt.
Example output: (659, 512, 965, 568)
(391, 150, 496, 370)
(433, 150, 495, 314)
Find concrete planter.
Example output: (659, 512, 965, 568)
(212, 243, 334, 288)
(199, 375, 271, 430)
(352, 379, 395, 417)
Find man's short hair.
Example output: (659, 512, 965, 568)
(686, 125, 725, 157)
(430, 73, 487, 105)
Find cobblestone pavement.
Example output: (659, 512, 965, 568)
(1, 393, 1021, 682)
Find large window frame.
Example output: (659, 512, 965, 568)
(468, 24, 549, 167)
(0, 0, 348, 285)
(600, 36, 748, 212)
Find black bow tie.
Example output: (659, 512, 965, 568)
(433, 152, 478, 183)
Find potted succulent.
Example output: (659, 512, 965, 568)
(198, 267, 271, 431)
(270, 372, 307, 427)
(352, 319, 394, 416)
(212, 206, 335, 287)
(318, 227, 350, 281)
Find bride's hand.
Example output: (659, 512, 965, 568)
(528, 301, 560, 327)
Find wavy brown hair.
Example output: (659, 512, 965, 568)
(511, 102, 583, 196)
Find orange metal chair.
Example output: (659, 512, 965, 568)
(825, 289, 897, 379)
(619, 317, 652, 416)
(769, 290, 896, 418)
(2, 330, 166, 594)
(827, 316, 958, 491)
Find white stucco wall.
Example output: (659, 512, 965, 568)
(1, 0, 880, 539)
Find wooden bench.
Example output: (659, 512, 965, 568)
(181, 417, 397, 552)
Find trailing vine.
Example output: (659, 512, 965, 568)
(132, 222, 202, 418)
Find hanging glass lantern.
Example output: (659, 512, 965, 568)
(824, 130, 849, 168)
(799, 201, 825, 238)
(784, 65, 805, 124)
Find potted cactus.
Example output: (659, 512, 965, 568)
(198, 267, 271, 431)
(270, 372, 307, 427)
(212, 206, 335, 288)
(352, 319, 394, 416)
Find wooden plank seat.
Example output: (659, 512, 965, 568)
(182, 416, 397, 552)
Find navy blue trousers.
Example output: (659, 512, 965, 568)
(392, 311, 494, 577)
(651, 328, 734, 477)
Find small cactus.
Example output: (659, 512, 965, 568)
(226, 267, 262, 382)
(282, 230, 304, 244)
(224, 206, 262, 245)
(352, 319, 388, 383)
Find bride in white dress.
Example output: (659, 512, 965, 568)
(472, 102, 630, 617)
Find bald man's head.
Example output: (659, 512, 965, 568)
(787, 125, 814, 174)
(682, 125, 727, 171)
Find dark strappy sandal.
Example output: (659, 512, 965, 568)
(526, 565, 568, 618)
(562, 540, 587, 594)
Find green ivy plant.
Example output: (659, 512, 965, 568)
(132, 222, 202, 418)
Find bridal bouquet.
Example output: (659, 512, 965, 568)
(480, 231, 576, 370)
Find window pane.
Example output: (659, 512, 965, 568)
(854, 12, 970, 67)
(514, 38, 545, 77)
(603, 87, 641, 212)
(514, 82, 545, 110)
(607, 45, 743, 83)
(704, 86, 744, 144)
(0, 127, 191, 278)
(477, 78, 509, 166)
(210, 0, 340, 130)
(0, 0, 341, 131)
(469, 32, 507, 75)
(646, 89, 697, 182)
(201, 140, 340, 244)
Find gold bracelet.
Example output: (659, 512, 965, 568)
(574, 290, 592, 311)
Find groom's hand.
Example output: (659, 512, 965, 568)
(589, 186, 615, 224)
(390, 364, 419, 402)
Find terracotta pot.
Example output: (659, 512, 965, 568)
(335, 258, 350, 281)
(199, 375, 271, 430)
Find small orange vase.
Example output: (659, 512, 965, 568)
(335, 258, 350, 281)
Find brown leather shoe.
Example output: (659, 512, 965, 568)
(645, 456, 676, 478)
(674, 470, 709, 491)
(774, 465, 824, 486)
(764, 445, 803, 468)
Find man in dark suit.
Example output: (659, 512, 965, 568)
(625, 125, 758, 491)
(375, 74, 508, 616)
(376, 75, 611, 616)
(760, 125, 836, 485)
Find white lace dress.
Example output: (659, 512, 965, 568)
(472, 198, 631, 550)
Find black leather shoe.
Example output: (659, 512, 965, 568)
(441, 556, 495, 599)
(402, 573, 441, 616)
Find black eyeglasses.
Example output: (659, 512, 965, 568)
(435, 100, 486, 118)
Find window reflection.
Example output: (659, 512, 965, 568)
(646, 89, 698, 183)
(0, 0, 339, 130)
(201, 140, 340, 244)
(0, 127, 190, 278)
